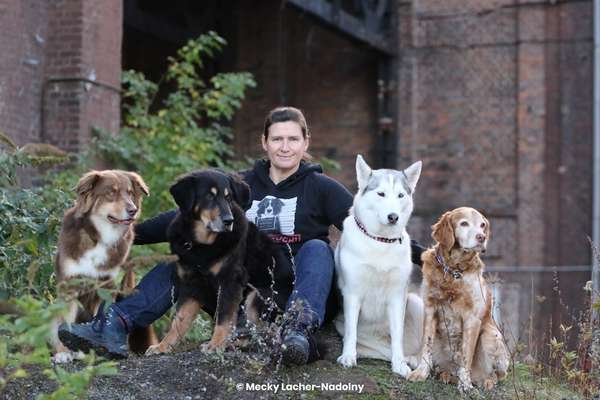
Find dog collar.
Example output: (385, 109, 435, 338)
(435, 251, 463, 279)
(354, 217, 403, 244)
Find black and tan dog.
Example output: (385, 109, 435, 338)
(145, 169, 291, 355)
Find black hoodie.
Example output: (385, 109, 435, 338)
(135, 161, 425, 264)
(241, 160, 353, 255)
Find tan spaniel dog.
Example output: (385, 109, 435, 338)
(408, 207, 509, 391)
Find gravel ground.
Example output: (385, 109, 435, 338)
(1, 324, 584, 400)
(2, 325, 384, 400)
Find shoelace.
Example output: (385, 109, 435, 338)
(79, 307, 108, 333)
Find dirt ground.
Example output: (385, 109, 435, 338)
(1, 324, 584, 400)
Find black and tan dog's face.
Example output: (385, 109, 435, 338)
(170, 170, 250, 243)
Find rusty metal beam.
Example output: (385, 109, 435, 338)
(286, 0, 396, 55)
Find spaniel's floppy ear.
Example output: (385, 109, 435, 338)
(73, 170, 101, 217)
(483, 215, 491, 240)
(227, 173, 251, 210)
(356, 154, 372, 193)
(432, 211, 455, 252)
(169, 173, 197, 213)
(126, 171, 149, 197)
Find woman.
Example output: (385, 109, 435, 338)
(59, 106, 425, 365)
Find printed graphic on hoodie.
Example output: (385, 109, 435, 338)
(246, 195, 301, 244)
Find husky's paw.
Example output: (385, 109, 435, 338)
(53, 351, 76, 364)
(337, 353, 357, 368)
(392, 360, 411, 377)
(407, 364, 429, 382)
(145, 343, 171, 356)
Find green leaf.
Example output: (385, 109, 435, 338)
(97, 288, 114, 305)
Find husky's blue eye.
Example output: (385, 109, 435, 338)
(398, 193, 404, 198)
(377, 192, 385, 197)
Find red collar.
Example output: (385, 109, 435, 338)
(354, 217, 403, 244)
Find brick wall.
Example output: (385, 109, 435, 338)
(397, 0, 593, 344)
(2, 0, 594, 344)
(232, 0, 378, 190)
(0, 0, 122, 155)
(0, 0, 49, 146)
(43, 0, 122, 153)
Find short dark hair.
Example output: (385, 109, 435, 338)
(263, 106, 309, 140)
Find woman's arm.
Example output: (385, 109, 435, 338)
(410, 239, 426, 266)
(134, 210, 178, 245)
(321, 175, 353, 231)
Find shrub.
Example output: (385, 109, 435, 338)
(0, 296, 117, 398)
(0, 131, 72, 299)
(93, 31, 256, 219)
(0, 31, 256, 397)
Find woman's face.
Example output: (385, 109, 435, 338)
(262, 121, 309, 174)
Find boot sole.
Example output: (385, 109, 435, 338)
(59, 329, 128, 360)
(281, 342, 309, 366)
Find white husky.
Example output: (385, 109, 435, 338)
(335, 155, 424, 377)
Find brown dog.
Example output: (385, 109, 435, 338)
(51, 170, 155, 362)
(408, 207, 509, 391)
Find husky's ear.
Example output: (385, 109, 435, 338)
(73, 170, 101, 217)
(227, 173, 251, 210)
(169, 174, 197, 213)
(403, 161, 422, 193)
(355, 154, 372, 192)
(432, 211, 455, 252)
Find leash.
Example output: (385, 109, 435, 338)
(435, 250, 463, 279)
(353, 216, 403, 244)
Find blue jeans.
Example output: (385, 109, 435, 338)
(112, 262, 178, 330)
(112, 239, 335, 330)
(285, 239, 335, 326)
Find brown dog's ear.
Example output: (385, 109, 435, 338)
(74, 170, 100, 195)
(483, 215, 491, 240)
(127, 172, 150, 197)
(432, 211, 455, 251)
(73, 170, 101, 216)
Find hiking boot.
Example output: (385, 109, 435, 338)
(58, 305, 129, 359)
(281, 329, 320, 365)
(280, 299, 320, 366)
